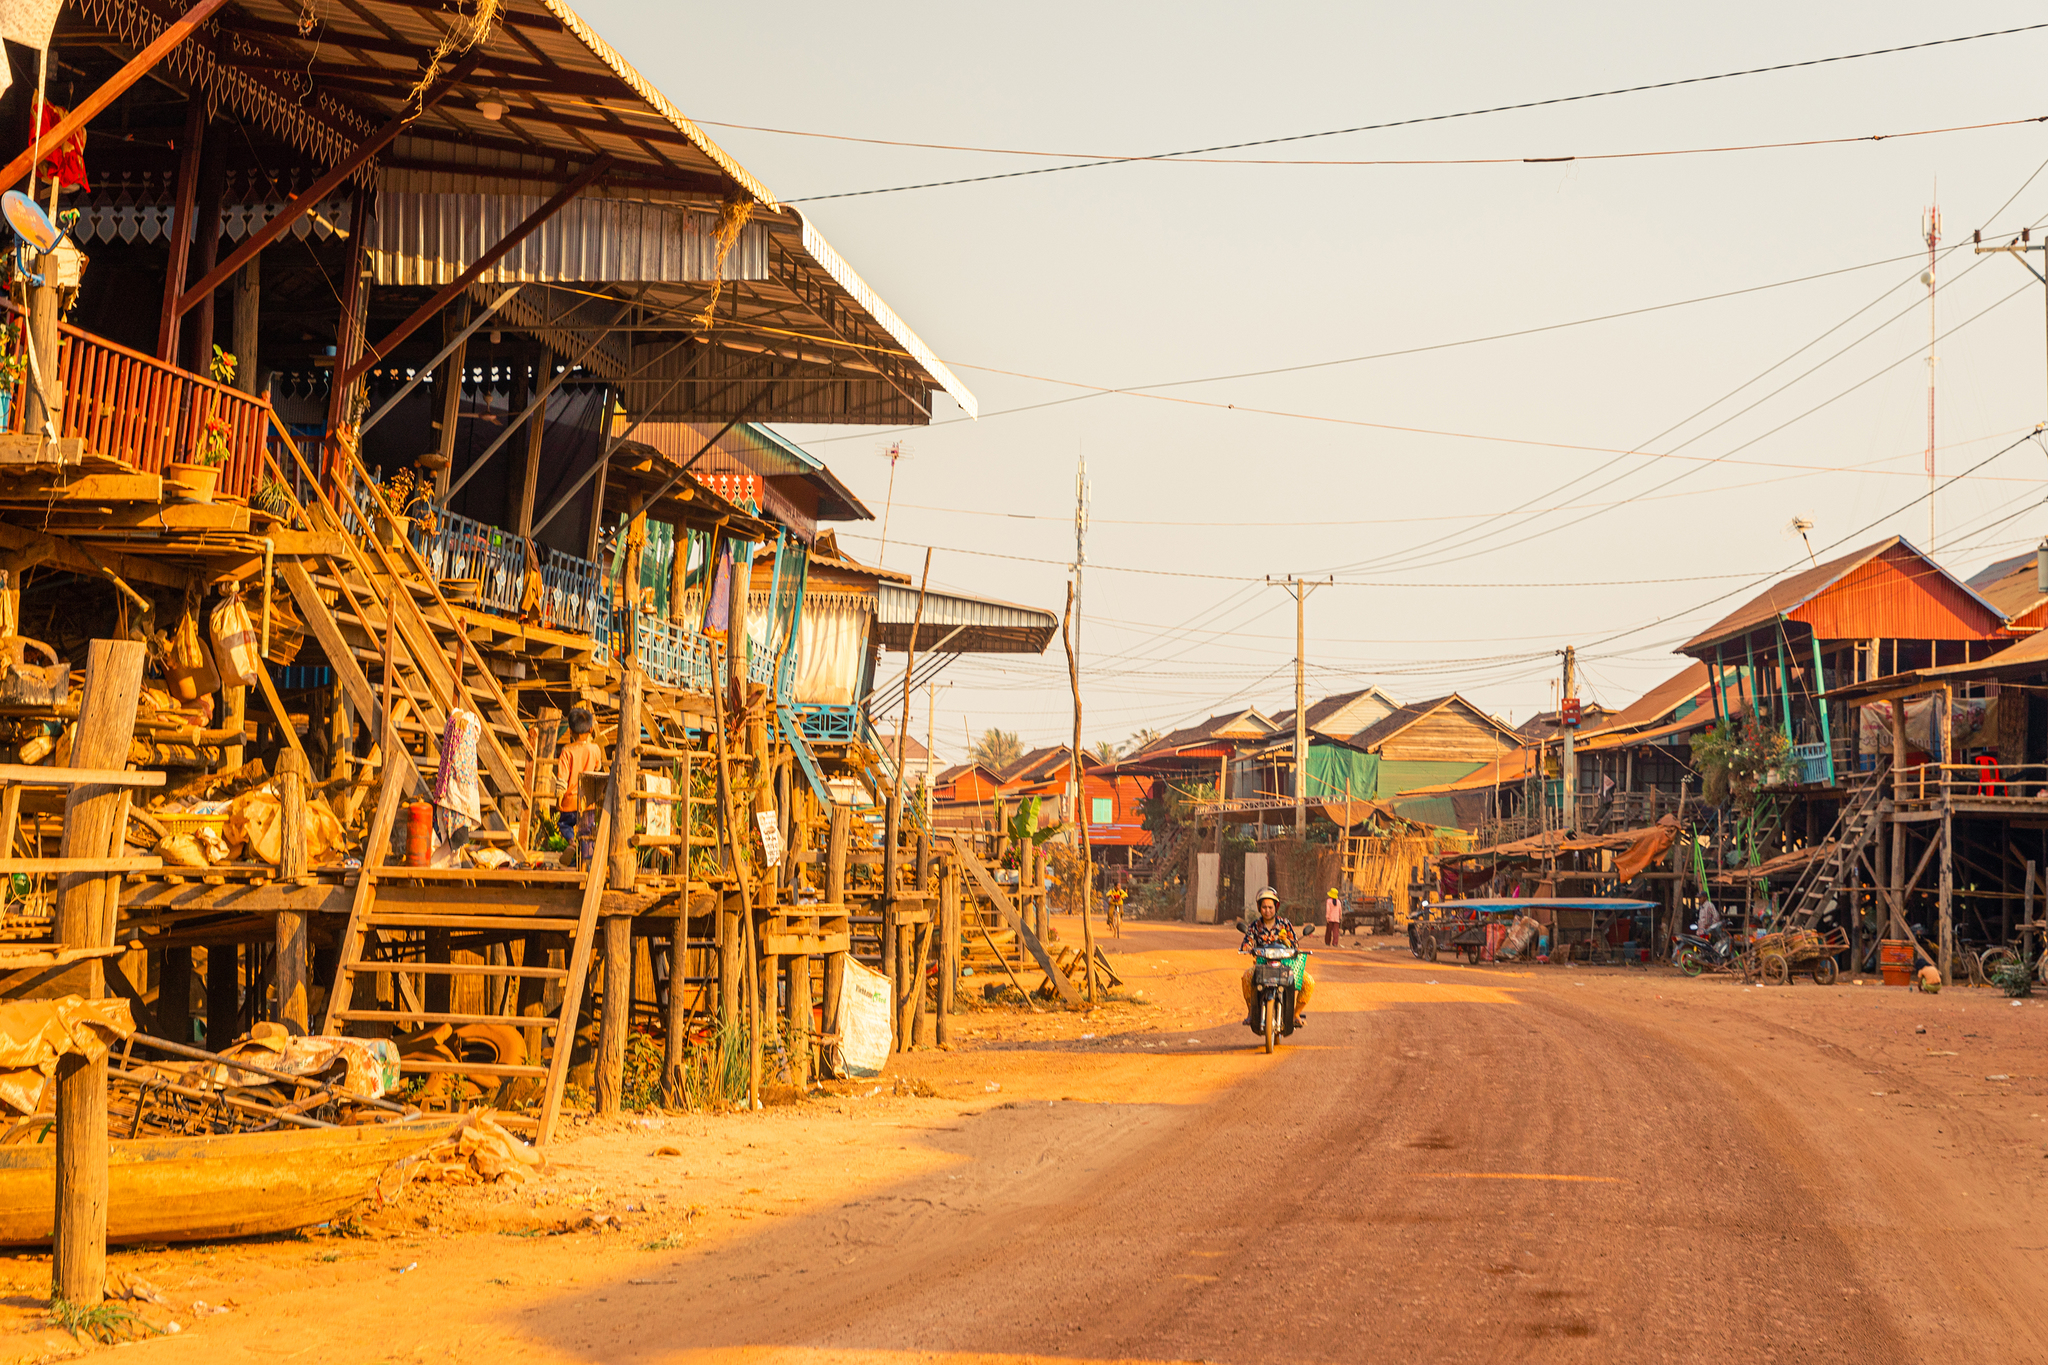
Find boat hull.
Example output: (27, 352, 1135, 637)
(0, 1116, 459, 1245)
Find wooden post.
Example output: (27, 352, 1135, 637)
(785, 950, 811, 1085)
(1890, 699, 1908, 942)
(936, 858, 958, 1045)
(431, 299, 468, 500)
(154, 99, 204, 363)
(883, 787, 900, 1010)
(661, 910, 690, 1097)
(53, 639, 144, 1308)
(205, 944, 239, 1046)
(1939, 796, 1955, 986)
(610, 665, 642, 891)
(716, 894, 742, 1032)
(1061, 583, 1098, 1001)
(232, 258, 260, 394)
(159, 948, 192, 1045)
(823, 803, 848, 1043)
(595, 914, 632, 1114)
(515, 352, 547, 541)
(274, 748, 310, 1031)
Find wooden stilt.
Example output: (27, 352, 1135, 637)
(595, 914, 632, 1114)
(159, 948, 192, 1046)
(53, 639, 145, 1308)
(822, 804, 848, 1046)
(205, 944, 239, 1047)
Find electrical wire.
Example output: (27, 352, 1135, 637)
(777, 23, 2048, 200)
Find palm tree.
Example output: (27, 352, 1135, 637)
(969, 727, 1023, 771)
(1089, 739, 1123, 764)
(1126, 727, 1162, 755)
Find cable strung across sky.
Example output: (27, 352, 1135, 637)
(767, 22, 2048, 200)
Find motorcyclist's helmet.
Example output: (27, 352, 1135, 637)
(1256, 887, 1280, 907)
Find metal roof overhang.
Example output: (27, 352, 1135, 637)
(874, 584, 1055, 654)
(70, 0, 975, 425)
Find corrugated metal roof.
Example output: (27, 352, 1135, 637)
(65, 0, 974, 426)
(1681, 537, 2006, 652)
(874, 583, 1055, 654)
(372, 193, 770, 285)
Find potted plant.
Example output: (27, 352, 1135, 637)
(165, 348, 238, 503)
(375, 467, 424, 548)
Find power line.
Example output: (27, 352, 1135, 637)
(781, 23, 2048, 201)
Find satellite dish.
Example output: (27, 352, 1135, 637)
(1, 192, 57, 254)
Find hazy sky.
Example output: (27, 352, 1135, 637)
(585, 0, 2048, 763)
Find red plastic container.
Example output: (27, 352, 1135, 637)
(406, 801, 434, 867)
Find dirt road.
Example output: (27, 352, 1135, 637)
(22, 923, 2048, 1363)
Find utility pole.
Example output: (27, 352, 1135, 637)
(1923, 201, 1939, 550)
(1268, 575, 1331, 836)
(1560, 646, 1579, 833)
(1972, 225, 2048, 421)
(1071, 452, 1088, 842)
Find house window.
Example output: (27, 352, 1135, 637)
(1091, 797, 1113, 824)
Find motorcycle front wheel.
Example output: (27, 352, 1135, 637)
(1263, 998, 1277, 1054)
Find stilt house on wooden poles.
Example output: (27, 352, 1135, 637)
(0, 0, 1098, 1156)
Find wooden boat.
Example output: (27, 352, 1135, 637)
(0, 1115, 460, 1245)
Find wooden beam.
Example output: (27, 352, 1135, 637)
(169, 53, 479, 319)
(0, 0, 233, 193)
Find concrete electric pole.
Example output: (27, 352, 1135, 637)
(1268, 576, 1331, 836)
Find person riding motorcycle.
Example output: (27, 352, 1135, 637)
(1239, 887, 1315, 1027)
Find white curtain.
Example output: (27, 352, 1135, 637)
(794, 594, 873, 705)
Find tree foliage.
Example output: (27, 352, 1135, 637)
(969, 727, 1023, 772)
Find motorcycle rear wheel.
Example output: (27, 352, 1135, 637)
(1677, 946, 1705, 978)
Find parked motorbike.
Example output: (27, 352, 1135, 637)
(1246, 940, 1309, 1053)
(1674, 921, 1741, 977)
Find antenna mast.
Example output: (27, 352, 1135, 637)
(1924, 200, 1940, 550)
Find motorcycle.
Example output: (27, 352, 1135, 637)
(1246, 938, 1310, 1053)
(1674, 921, 1741, 977)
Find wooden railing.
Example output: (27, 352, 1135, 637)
(1893, 761, 2048, 804)
(5, 319, 269, 499)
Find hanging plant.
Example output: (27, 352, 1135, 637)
(1691, 717, 1792, 810)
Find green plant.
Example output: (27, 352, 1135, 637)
(49, 1296, 151, 1344)
(1004, 795, 1063, 849)
(209, 345, 238, 386)
(674, 1018, 749, 1110)
(1691, 717, 1793, 809)
(1991, 952, 2035, 998)
(195, 411, 234, 465)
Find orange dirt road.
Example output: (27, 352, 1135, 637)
(29, 923, 2048, 1364)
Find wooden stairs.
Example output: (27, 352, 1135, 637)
(268, 426, 610, 1141)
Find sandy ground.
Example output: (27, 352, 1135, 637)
(4, 920, 2048, 1364)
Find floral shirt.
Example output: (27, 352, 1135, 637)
(1240, 918, 1299, 953)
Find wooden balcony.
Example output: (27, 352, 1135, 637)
(3, 320, 269, 499)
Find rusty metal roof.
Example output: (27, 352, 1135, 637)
(68, 0, 975, 424)
(1679, 537, 2005, 653)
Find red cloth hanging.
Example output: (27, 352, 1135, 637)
(34, 104, 88, 193)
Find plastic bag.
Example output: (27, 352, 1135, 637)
(830, 959, 893, 1078)
(208, 585, 261, 687)
(156, 832, 208, 869)
(224, 785, 350, 867)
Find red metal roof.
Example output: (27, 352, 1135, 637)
(1681, 538, 2004, 653)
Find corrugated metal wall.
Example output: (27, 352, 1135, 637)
(372, 193, 769, 285)
(1794, 543, 2005, 642)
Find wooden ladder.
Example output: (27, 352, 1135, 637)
(319, 784, 614, 1141)
(1786, 759, 1892, 930)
